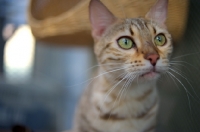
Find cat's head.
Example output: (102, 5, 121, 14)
(89, 0, 172, 81)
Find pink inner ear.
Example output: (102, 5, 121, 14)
(145, 0, 168, 25)
(89, 0, 116, 40)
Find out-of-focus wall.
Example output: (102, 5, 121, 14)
(34, 42, 93, 131)
(157, 0, 200, 131)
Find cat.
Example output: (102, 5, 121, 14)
(70, 0, 172, 131)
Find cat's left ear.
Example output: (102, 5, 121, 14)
(145, 0, 168, 25)
(89, 0, 117, 40)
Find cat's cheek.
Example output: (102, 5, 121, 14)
(156, 60, 164, 67)
(156, 60, 169, 69)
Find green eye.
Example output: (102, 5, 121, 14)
(154, 34, 166, 46)
(118, 37, 134, 49)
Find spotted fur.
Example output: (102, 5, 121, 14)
(70, 0, 172, 132)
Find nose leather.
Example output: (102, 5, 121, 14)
(146, 54, 160, 66)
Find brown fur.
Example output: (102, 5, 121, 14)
(68, 0, 172, 132)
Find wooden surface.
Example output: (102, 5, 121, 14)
(28, 0, 189, 46)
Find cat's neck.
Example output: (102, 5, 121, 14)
(90, 68, 158, 120)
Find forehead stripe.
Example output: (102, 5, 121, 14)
(152, 26, 156, 34)
(129, 27, 134, 36)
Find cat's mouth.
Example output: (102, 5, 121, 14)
(140, 68, 160, 79)
(141, 71, 159, 78)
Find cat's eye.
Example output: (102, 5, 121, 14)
(117, 37, 134, 49)
(154, 34, 166, 46)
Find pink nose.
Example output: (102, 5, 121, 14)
(146, 54, 160, 66)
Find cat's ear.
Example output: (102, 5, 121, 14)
(89, 0, 116, 40)
(145, 0, 168, 25)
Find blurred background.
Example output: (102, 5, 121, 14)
(0, 0, 200, 132)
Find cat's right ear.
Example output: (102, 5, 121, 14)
(89, 0, 116, 40)
(145, 0, 168, 26)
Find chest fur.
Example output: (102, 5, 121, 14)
(75, 79, 158, 132)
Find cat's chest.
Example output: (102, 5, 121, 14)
(90, 83, 158, 119)
(76, 79, 159, 132)
(87, 116, 155, 132)
(86, 92, 158, 132)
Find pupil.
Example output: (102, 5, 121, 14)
(125, 39, 128, 45)
(157, 36, 162, 42)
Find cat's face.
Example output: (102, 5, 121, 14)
(90, 0, 172, 81)
(95, 18, 172, 81)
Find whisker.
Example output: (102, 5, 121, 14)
(170, 60, 198, 71)
(169, 67, 200, 102)
(92, 72, 128, 125)
(123, 73, 137, 97)
(118, 73, 137, 104)
(169, 62, 190, 72)
(108, 73, 133, 119)
(157, 73, 166, 83)
(84, 62, 132, 77)
(98, 72, 129, 115)
(169, 65, 190, 79)
(167, 71, 192, 113)
(122, 73, 138, 125)
(118, 73, 132, 101)
(66, 66, 128, 88)
(107, 71, 140, 119)
(102, 72, 130, 111)
(85, 63, 123, 71)
(172, 52, 200, 60)
(165, 72, 180, 91)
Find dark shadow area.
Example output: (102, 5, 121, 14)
(157, 0, 200, 131)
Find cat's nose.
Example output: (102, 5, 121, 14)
(146, 54, 160, 66)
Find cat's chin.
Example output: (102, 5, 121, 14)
(140, 71, 160, 80)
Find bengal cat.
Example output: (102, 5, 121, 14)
(69, 0, 172, 131)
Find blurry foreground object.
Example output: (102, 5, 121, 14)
(0, 0, 29, 74)
(28, 0, 189, 46)
(4, 25, 35, 83)
(2, 23, 15, 41)
(12, 125, 31, 132)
